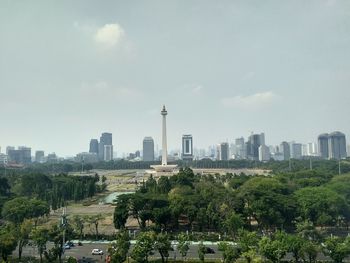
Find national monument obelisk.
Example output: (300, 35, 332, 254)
(151, 105, 177, 173)
(161, 105, 168, 166)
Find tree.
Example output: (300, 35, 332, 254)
(88, 214, 104, 240)
(47, 223, 73, 263)
(295, 187, 349, 226)
(224, 212, 244, 238)
(154, 233, 172, 263)
(1, 197, 32, 224)
(198, 241, 206, 263)
(29, 199, 50, 226)
(114, 194, 130, 230)
(237, 177, 296, 229)
(296, 220, 322, 241)
(238, 229, 259, 254)
(17, 219, 33, 260)
(301, 241, 318, 263)
(0, 225, 17, 262)
(218, 242, 241, 263)
(177, 233, 190, 261)
(31, 227, 49, 263)
(259, 232, 288, 263)
(109, 231, 130, 263)
(131, 231, 155, 263)
(238, 232, 259, 263)
(322, 236, 350, 263)
(67, 257, 78, 263)
(1, 197, 49, 224)
(284, 234, 305, 263)
(157, 176, 171, 194)
(72, 215, 84, 240)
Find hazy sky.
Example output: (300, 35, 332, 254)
(1, 0, 350, 157)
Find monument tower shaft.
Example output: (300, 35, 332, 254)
(161, 105, 168, 166)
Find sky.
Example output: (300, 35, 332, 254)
(1, 0, 350, 157)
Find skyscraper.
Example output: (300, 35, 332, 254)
(259, 145, 270, 162)
(104, 145, 113, 161)
(247, 133, 264, 161)
(220, 142, 229, 161)
(182, 135, 193, 161)
(328, 131, 347, 160)
(99, 132, 113, 161)
(89, 139, 99, 154)
(280, 141, 290, 160)
(8, 147, 31, 164)
(290, 142, 302, 159)
(318, 133, 329, 159)
(35, 150, 45, 163)
(143, 137, 155, 161)
(235, 137, 246, 159)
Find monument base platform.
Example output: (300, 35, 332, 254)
(150, 164, 178, 173)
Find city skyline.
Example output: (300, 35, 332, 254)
(1, 1, 350, 156)
(0, 129, 347, 162)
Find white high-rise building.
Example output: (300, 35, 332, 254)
(143, 137, 155, 161)
(104, 145, 113, 161)
(182, 134, 193, 161)
(306, 143, 317, 156)
(290, 142, 302, 159)
(328, 131, 347, 160)
(259, 145, 270, 162)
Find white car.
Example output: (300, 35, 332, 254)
(91, 249, 103, 255)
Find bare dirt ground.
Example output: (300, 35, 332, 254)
(45, 168, 269, 235)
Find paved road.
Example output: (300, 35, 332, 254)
(18, 242, 223, 263)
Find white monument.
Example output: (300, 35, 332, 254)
(151, 105, 177, 172)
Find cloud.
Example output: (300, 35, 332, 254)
(94, 23, 125, 48)
(80, 81, 141, 98)
(242, 71, 256, 81)
(192, 85, 203, 93)
(181, 83, 204, 94)
(221, 91, 279, 110)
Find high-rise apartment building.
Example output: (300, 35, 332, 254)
(220, 142, 229, 161)
(290, 142, 302, 159)
(235, 137, 246, 159)
(306, 143, 317, 156)
(182, 135, 193, 161)
(35, 151, 45, 163)
(246, 133, 264, 161)
(89, 139, 99, 154)
(8, 147, 31, 164)
(6, 146, 15, 155)
(280, 141, 290, 160)
(104, 145, 113, 161)
(0, 154, 7, 165)
(143, 137, 155, 161)
(259, 144, 270, 162)
(328, 131, 347, 160)
(318, 133, 329, 159)
(99, 132, 113, 161)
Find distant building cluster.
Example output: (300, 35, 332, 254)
(0, 130, 348, 166)
(76, 132, 114, 163)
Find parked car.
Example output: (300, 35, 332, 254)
(91, 249, 103, 255)
(205, 247, 215, 254)
(63, 244, 71, 249)
(66, 241, 75, 247)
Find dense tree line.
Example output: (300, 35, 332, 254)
(0, 173, 103, 216)
(114, 168, 350, 233)
(0, 175, 104, 262)
(1, 158, 349, 175)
